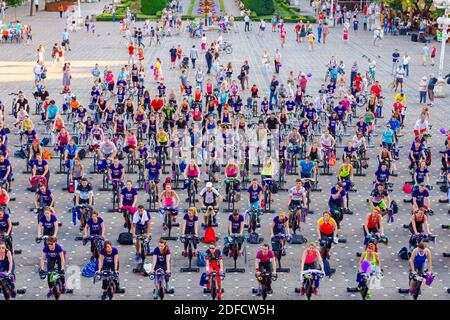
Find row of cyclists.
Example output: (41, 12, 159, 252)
(0, 51, 447, 299)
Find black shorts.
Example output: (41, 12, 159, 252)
(135, 224, 148, 235)
(258, 262, 272, 273)
(289, 200, 302, 211)
(132, 76, 138, 83)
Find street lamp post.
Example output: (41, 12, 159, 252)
(433, 0, 450, 79)
(330, 0, 334, 26)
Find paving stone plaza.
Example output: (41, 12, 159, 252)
(0, 0, 449, 300)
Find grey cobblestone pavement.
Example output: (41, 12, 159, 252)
(0, 1, 449, 300)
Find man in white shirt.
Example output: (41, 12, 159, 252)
(35, 0, 39, 12)
(395, 65, 405, 92)
(373, 28, 381, 46)
(414, 118, 429, 137)
(244, 14, 250, 32)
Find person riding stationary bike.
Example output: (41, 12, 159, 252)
(255, 243, 277, 295)
(205, 242, 224, 300)
(299, 242, 325, 296)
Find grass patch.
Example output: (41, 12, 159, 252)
(219, 0, 225, 13)
(141, 0, 167, 15)
(187, 0, 195, 16)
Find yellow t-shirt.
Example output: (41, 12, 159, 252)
(394, 93, 406, 104)
(22, 119, 33, 131)
(262, 163, 273, 176)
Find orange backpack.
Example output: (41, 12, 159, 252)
(43, 150, 52, 159)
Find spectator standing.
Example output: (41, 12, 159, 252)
(427, 74, 437, 105)
(392, 48, 400, 75)
(189, 45, 198, 69)
(422, 44, 429, 66)
(430, 44, 437, 66)
(419, 76, 427, 104)
(402, 52, 410, 77)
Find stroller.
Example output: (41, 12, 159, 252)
(179, 56, 189, 69)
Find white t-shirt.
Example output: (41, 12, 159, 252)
(402, 56, 411, 65)
(352, 135, 365, 149)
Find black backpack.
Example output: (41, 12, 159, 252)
(398, 247, 410, 260)
(40, 137, 50, 147)
(271, 182, 279, 194)
(117, 232, 133, 245)
(247, 232, 261, 244)
(78, 148, 86, 160)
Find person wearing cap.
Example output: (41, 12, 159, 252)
(199, 182, 222, 212)
(29, 138, 43, 162)
(364, 207, 384, 241)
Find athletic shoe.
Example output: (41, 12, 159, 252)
(46, 290, 53, 298)
(101, 292, 107, 300)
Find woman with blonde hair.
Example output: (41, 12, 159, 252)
(181, 207, 199, 256)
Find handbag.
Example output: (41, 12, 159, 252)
(328, 155, 337, 167)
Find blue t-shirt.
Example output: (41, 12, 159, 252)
(329, 187, 346, 206)
(43, 243, 63, 259)
(146, 161, 161, 175)
(100, 247, 118, 269)
(121, 187, 137, 205)
(0, 213, 10, 232)
(272, 216, 287, 233)
(109, 163, 124, 179)
(228, 214, 244, 234)
(299, 160, 315, 174)
(415, 168, 428, 184)
(382, 129, 394, 144)
(375, 168, 390, 183)
(153, 247, 170, 266)
(87, 217, 103, 235)
(248, 185, 262, 203)
(412, 188, 429, 206)
(47, 105, 59, 119)
(39, 214, 57, 231)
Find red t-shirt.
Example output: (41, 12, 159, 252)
(128, 45, 135, 55)
(393, 101, 403, 113)
(370, 85, 381, 97)
(151, 98, 163, 111)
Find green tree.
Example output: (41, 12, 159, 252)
(377, 0, 434, 18)
(5, 0, 22, 21)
